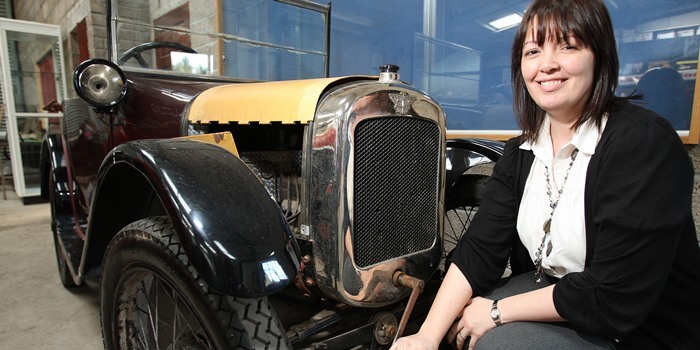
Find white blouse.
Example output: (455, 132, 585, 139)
(517, 116, 607, 279)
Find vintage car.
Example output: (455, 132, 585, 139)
(41, 0, 503, 349)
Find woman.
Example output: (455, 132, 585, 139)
(392, 0, 700, 349)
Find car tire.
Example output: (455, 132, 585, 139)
(100, 216, 290, 350)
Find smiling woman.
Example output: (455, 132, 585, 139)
(512, 4, 619, 148)
(520, 34, 596, 151)
(392, 1, 700, 349)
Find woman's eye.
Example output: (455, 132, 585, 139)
(524, 49, 540, 56)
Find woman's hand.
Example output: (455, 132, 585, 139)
(391, 265, 475, 350)
(446, 297, 497, 350)
(390, 332, 438, 350)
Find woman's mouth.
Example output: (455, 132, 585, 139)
(539, 79, 564, 86)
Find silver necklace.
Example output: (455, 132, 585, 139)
(534, 148, 579, 283)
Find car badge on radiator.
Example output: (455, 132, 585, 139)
(389, 92, 415, 115)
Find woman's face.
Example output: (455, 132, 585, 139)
(520, 27, 595, 120)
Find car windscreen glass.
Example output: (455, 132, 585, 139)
(111, 0, 328, 80)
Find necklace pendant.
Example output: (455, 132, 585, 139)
(536, 148, 577, 284)
(543, 218, 551, 233)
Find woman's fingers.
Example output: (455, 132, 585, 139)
(467, 334, 480, 350)
(446, 319, 460, 343)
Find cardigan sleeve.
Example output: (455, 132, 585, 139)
(553, 104, 695, 338)
(450, 138, 524, 296)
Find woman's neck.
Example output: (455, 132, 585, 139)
(548, 115, 576, 155)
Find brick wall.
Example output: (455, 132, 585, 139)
(13, 0, 106, 99)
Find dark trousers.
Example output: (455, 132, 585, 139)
(469, 272, 615, 350)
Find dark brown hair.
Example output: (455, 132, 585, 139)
(511, 0, 620, 143)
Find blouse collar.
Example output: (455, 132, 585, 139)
(519, 115, 607, 160)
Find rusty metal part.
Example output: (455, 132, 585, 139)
(392, 271, 425, 290)
(295, 255, 320, 297)
(392, 271, 425, 344)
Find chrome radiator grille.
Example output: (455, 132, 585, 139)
(353, 117, 441, 268)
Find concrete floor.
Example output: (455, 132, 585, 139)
(0, 190, 103, 349)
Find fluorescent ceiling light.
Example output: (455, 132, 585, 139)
(489, 13, 522, 31)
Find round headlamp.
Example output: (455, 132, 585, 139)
(73, 58, 127, 109)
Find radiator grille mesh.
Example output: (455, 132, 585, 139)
(353, 117, 440, 268)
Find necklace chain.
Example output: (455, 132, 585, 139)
(534, 148, 579, 283)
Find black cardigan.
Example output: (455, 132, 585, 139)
(452, 100, 700, 349)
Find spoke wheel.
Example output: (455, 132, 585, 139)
(115, 268, 212, 349)
(444, 204, 479, 257)
(442, 175, 489, 269)
(101, 216, 290, 350)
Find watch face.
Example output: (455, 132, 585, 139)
(491, 300, 501, 325)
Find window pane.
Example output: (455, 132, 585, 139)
(222, 0, 325, 53)
(115, 1, 221, 75)
(329, 0, 700, 132)
(221, 0, 326, 80)
(16, 117, 47, 189)
(221, 40, 325, 81)
(114, 0, 327, 80)
(6, 31, 63, 113)
(330, 1, 423, 81)
(614, 7, 700, 130)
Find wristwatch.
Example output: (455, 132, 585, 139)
(490, 299, 502, 326)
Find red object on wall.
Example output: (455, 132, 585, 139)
(37, 53, 58, 107)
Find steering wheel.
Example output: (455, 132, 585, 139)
(118, 41, 197, 68)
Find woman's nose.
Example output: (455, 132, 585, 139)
(540, 50, 560, 73)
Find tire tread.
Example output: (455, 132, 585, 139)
(101, 216, 290, 349)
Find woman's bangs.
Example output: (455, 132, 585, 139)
(528, 12, 588, 46)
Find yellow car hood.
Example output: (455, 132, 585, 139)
(187, 76, 372, 124)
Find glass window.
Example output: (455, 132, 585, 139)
(221, 0, 327, 81)
(328, 0, 700, 137)
(113, 0, 328, 80)
(6, 31, 63, 113)
(110, 0, 700, 139)
(15, 116, 47, 189)
(329, 0, 526, 131)
(614, 8, 699, 132)
(114, 0, 221, 74)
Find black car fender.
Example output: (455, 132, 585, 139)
(40, 134, 79, 224)
(40, 134, 66, 199)
(444, 138, 504, 207)
(83, 138, 300, 297)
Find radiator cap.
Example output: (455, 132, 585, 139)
(378, 64, 400, 83)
